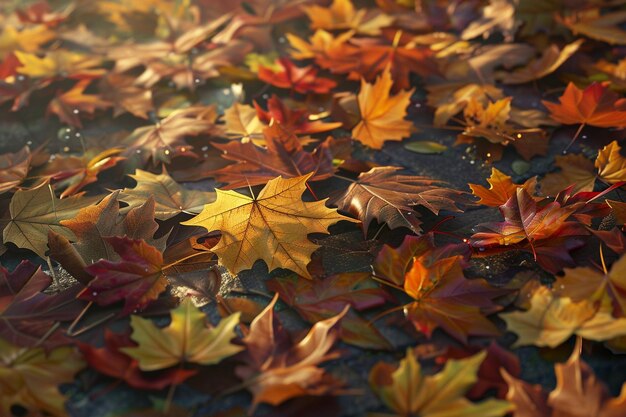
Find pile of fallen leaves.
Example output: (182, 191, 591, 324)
(1, 0, 626, 416)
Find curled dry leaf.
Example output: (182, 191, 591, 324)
(0, 146, 30, 195)
(502, 339, 626, 417)
(235, 294, 347, 411)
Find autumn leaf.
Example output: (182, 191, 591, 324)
(461, 0, 518, 41)
(0, 260, 83, 348)
(267, 273, 392, 349)
(0, 338, 84, 417)
(47, 79, 111, 128)
(120, 168, 214, 220)
(0, 146, 30, 195)
(352, 66, 413, 149)
(79, 329, 197, 390)
(39, 147, 125, 198)
(122, 298, 242, 371)
(302, 0, 393, 35)
(3, 182, 100, 258)
(401, 253, 504, 343)
(596, 140, 626, 185)
(562, 10, 626, 45)
(470, 188, 586, 272)
(15, 49, 103, 79)
(499, 40, 583, 84)
(222, 102, 264, 142)
(211, 122, 335, 189)
(254, 95, 341, 135)
(469, 167, 537, 207)
(258, 57, 337, 94)
(554, 253, 626, 316)
(369, 348, 512, 417)
(123, 105, 220, 164)
(540, 140, 626, 196)
(182, 174, 357, 279)
(56, 191, 164, 266)
(80, 237, 168, 315)
(501, 286, 626, 348)
(541, 82, 626, 137)
(99, 73, 154, 119)
(235, 294, 347, 411)
(427, 83, 504, 128)
(330, 166, 464, 234)
(540, 154, 597, 196)
(0, 25, 55, 58)
(502, 339, 626, 417)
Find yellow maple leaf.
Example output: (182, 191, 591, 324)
(181, 174, 357, 278)
(369, 348, 512, 417)
(352, 67, 414, 149)
(0, 25, 55, 58)
(303, 0, 393, 35)
(502, 286, 626, 348)
(122, 298, 243, 371)
(15, 49, 103, 79)
(0, 338, 84, 417)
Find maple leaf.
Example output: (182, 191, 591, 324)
(0, 338, 84, 417)
(123, 106, 220, 164)
(120, 168, 214, 220)
(0, 24, 55, 58)
(0, 260, 83, 348)
(254, 95, 341, 135)
(303, 0, 393, 35)
(437, 342, 521, 400)
(267, 273, 392, 349)
(211, 122, 335, 189)
(222, 102, 264, 143)
(39, 147, 125, 198)
(562, 10, 626, 45)
(427, 83, 504, 128)
(0, 146, 30, 195)
(470, 188, 586, 272)
(258, 57, 337, 94)
(15, 49, 103, 79)
(2, 182, 100, 258)
(369, 348, 512, 417)
(554, 253, 626, 316)
(79, 329, 196, 390)
(461, 0, 518, 41)
(540, 140, 626, 196)
(540, 154, 597, 196)
(542, 82, 626, 146)
(235, 294, 347, 411)
(402, 253, 504, 343)
(469, 167, 537, 207)
(501, 286, 626, 348)
(99, 73, 154, 119)
(500, 40, 583, 85)
(330, 167, 464, 234)
(122, 298, 242, 370)
(56, 191, 165, 266)
(181, 174, 357, 279)
(502, 339, 626, 417)
(352, 66, 413, 149)
(80, 237, 168, 315)
(47, 79, 111, 128)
